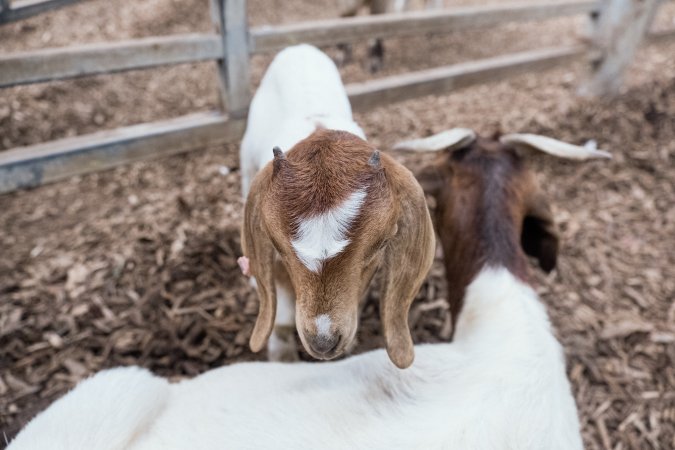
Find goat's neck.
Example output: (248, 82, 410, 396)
(441, 193, 530, 337)
(451, 266, 552, 350)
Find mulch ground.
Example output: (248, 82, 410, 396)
(1, 1, 674, 449)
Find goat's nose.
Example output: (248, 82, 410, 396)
(308, 333, 339, 356)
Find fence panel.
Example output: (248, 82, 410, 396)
(250, 1, 599, 53)
(347, 46, 585, 111)
(215, 0, 250, 118)
(1, 0, 674, 194)
(0, 113, 245, 193)
(0, 34, 223, 88)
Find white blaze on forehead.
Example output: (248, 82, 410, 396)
(291, 189, 367, 273)
(315, 314, 332, 337)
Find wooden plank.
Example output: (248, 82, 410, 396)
(646, 28, 675, 43)
(346, 46, 585, 111)
(218, 0, 251, 118)
(0, 0, 89, 24)
(250, 0, 598, 53)
(580, 0, 661, 96)
(0, 113, 246, 193)
(0, 34, 223, 88)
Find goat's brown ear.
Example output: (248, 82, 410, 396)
(241, 169, 277, 353)
(415, 164, 443, 197)
(521, 191, 559, 273)
(380, 164, 436, 369)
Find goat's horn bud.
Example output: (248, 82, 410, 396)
(368, 150, 381, 168)
(272, 146, 287, 176)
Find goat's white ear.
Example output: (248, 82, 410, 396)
(393, 128, 476, 152)
(241, 169, 277, 353)
(499, 134, 612, 160)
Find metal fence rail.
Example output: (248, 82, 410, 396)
(0, 0, 92, 24)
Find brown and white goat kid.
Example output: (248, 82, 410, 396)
(240, 44, 435, 368)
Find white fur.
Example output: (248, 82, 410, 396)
(499, 133, 612, 160)
(315, 314, 332, 337)
(9, 267, 582, 450)
(240, 44, 365, 199)
(291, 189, 367, 272)
(7, 367, 169, 450)
(267, 327, 298, 363)
(395, 129, 612, 161)
(267, 282, 298, 361)
(393, 128, 476, 152)
(274, 280, 296, 326)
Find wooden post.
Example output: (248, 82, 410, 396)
(212, 0, 251, 119)
(580, 0, 660, 96)
(0, 0, 10, 14)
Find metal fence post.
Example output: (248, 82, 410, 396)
(212, 0, 251, 119)
(580, 0, 660, 97)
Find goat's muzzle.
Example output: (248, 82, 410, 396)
(305, 333, 340, 358)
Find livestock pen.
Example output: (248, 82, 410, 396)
(1, 0, 673, 192)
(1, 0, 674, 448)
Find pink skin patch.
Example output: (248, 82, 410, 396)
(237, 256, 251, 277)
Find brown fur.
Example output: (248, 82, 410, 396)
(242, 129, 436, 368)
(418, 136, 560, 337)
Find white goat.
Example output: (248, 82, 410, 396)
(8, 131, 606, 450)
(239, 44, 435, 368)
(7, 272, 581, 450)
(239, 44, 365, 200)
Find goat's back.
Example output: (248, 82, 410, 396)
(7, 367, 169, 450)
(9, 270, 582, 450)
(240, 44, 364, 197)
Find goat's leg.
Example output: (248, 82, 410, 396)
(335, 43, 353, 67)
(267, 263, 299, 362)
(365, 0, 394, 73)
(335, 0, 364, 66)
(239, 154, 259, 200)
(345, 263, 381, 355)
(367, 38, 384, 73)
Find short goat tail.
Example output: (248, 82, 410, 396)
(7, 366, 169, 450)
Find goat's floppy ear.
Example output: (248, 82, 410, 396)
(241, 169, 277, 353)
(393, 128, 476, 152)
(380, 164, 436, 369)
(521, 188, 559, 273)
(500, 134, 611, 160)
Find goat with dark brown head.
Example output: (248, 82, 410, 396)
(395, 129, 611, 336)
